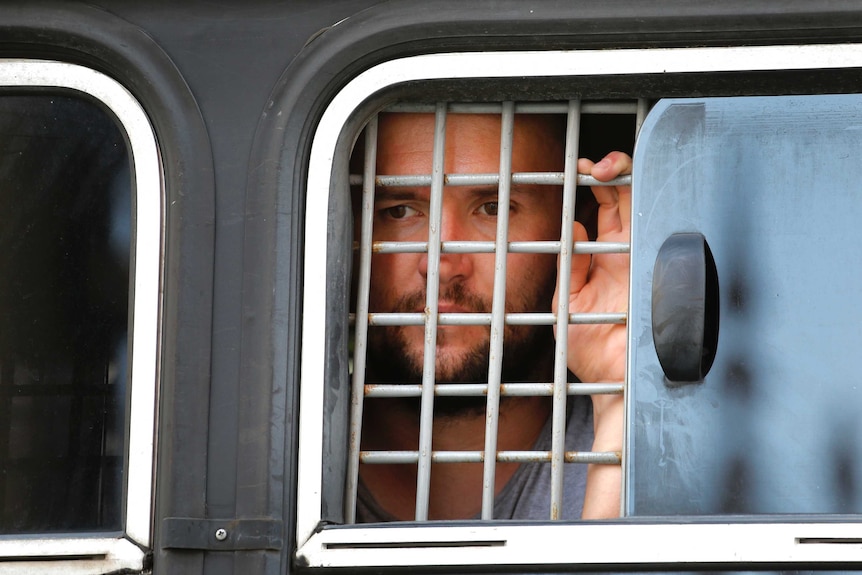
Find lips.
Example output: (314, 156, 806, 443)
(397, 285, 490, 315)
(434, 302, 472, 314)
(409, 301, 475, 314)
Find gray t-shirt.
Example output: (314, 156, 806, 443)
(356, 396, 594, 521)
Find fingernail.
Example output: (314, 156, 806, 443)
(595, 158, 611, 169)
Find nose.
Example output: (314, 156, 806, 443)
(418, 205, 474, 285)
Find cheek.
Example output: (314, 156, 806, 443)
(505, 253, 558, 307)
(368, 253, 421, 305)
(507, 252, 556, 276)
(371, 253, 415, 279)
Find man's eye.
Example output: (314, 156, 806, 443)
(478, 202, 499, 216)
(384, 205, 416, 219)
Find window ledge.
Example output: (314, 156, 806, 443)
(0, 536, 146, 574)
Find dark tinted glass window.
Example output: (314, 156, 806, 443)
(628, 95, 862, 515)
(0, 94, 130, 532)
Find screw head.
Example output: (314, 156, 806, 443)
(215, 528, 228, 541)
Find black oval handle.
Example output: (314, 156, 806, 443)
(651, 233, 719, 383)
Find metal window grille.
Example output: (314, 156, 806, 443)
(345, 99, 646, 523)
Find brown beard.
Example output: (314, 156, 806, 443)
(365, 276, 557, 416)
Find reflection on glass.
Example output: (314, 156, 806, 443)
(629, 95, 862, 515)
(0, 95, 130, 532)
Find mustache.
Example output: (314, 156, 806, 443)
(393, 283, 490, 314)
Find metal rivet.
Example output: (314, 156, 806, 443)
(215, 528, 228, 541)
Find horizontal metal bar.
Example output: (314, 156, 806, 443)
(365, 382, 624, 398)
(362, 311, 626, 326)
(360, 450, 621, 465)
(348, 172, 631, 187)
(362, 240, 630, 255)
(386, 102, 639, 115)
(505, 451, 621, 465)
(376, 172, 564, 186)
(356, 451, 465, 465)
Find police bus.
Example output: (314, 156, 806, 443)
(1, 1, 861, 573)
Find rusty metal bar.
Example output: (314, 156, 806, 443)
(348, 172, 631, 187)
(549, 99, 582, 520)
(387, 101, 638, 115)
(414, 103, 448, 521)
(363, 240, 630, 255)
(480, 101, 515, 519)
(344, 115, 378, 524)
(361, 311, 626, 326)
(360, 450, 621, 465)
(364, 382, 624, 398)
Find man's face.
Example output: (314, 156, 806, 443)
(364, 113, 564, 384)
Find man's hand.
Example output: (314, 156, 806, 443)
(553, 151, 632, 519)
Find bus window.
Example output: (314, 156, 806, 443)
(0, 61, 161, 572)
(0, 93, 129, 533)
(295, 44, 862, 571)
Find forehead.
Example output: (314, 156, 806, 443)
(375, 113, 564, 174)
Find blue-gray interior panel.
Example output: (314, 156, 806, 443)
(628, 95, 862, 515)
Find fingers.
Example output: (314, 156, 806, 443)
(567, 151, 629, 518)
(578, 152, 632, 238)
(562, 151, 631, 385)
(553, 220, 589, 319)
(585, 151, 631, 182)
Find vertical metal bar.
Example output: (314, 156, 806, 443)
(550, 99, 581, 519)
(415, 103, 448, 520)
(636, 98, 649, 138)
(344, 116, 379, 523)
(623, 98, 644, 518)
(480, 101, 515, 519)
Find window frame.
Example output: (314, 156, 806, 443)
(0, 60, 162, 572)
(297, 43, 862, 570)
